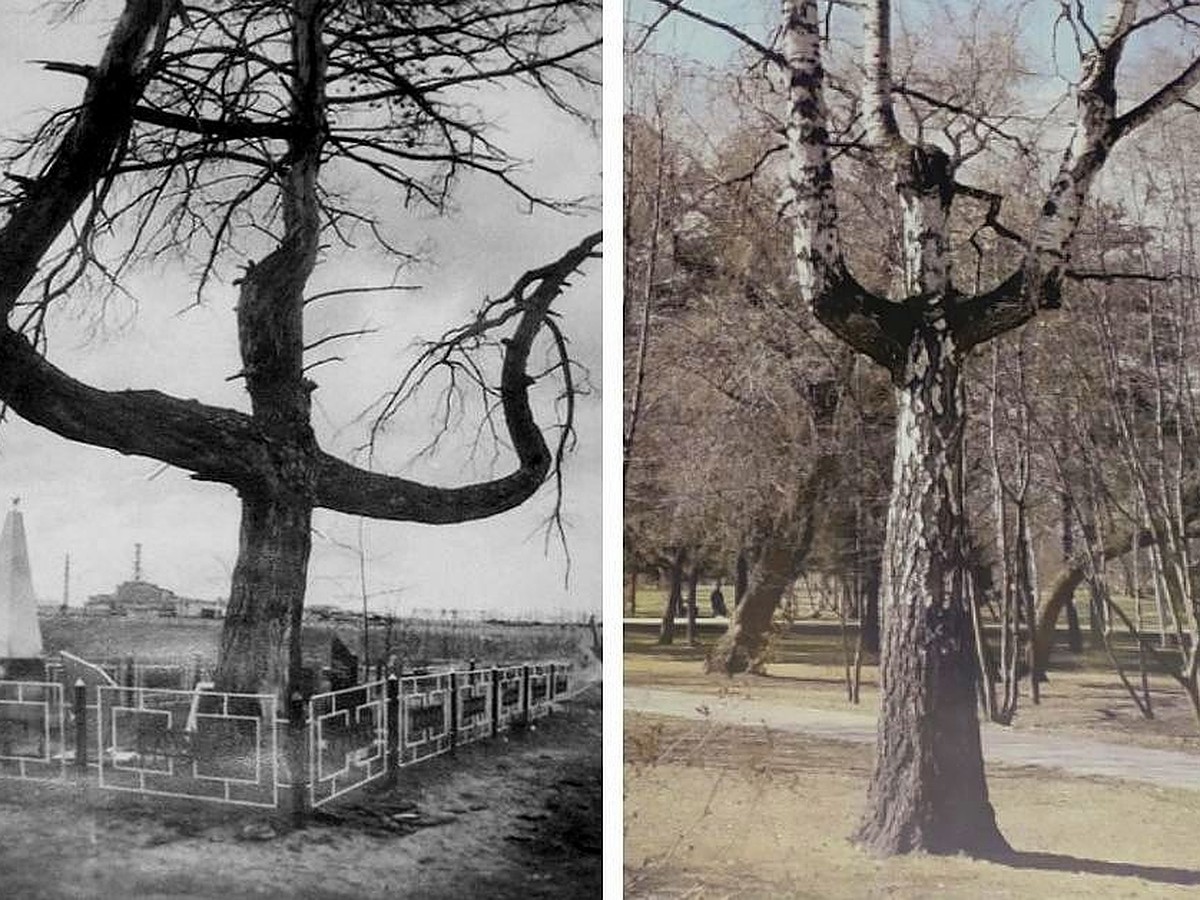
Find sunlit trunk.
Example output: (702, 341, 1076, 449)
(855, 325, 1008, 856)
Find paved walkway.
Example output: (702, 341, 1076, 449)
(625, 686, 1200, 792)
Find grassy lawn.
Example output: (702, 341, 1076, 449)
(39, 614, 596, 672)
(625, 615, 1200, 897)
(625, 713, 1200, 899)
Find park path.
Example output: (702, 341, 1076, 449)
(625, 686, 1200, 792)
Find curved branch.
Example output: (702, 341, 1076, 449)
(312, 230, 601, 524)
(813, 266, 912, 375)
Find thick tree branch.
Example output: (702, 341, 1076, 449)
(312, 230, 601, 524)
(1113, 55, 1200, 138)
(0, 0, 172, 318)
(0, 327, 267, 485)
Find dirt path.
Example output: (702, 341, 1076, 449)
(625, 685, 1200, 791)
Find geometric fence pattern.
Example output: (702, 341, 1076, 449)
(97, 686, 279, 809)
(0, 680, 65, 782)
(0, 660, 577, 812)
(309, 680, 388, 809)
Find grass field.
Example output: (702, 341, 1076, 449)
(39, 612, 599, 675)
(625, 713, 1200, 899)
(625, 615, 1200, 897)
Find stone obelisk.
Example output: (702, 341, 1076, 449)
(0, 499, 44, 669)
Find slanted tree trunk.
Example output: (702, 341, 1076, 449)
(706, 536, 799, 673)
(706, 432, 835, 674)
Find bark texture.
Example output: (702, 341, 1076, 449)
(854, 328, 1006, 856)
(779, 0, 1200, 856)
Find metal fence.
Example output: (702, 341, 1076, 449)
(399, 671, 454, 765)
(0, 658, 578, 813)
(0, 680, 66, 782)
(308, 680, 388, 808)
(97, 685, 279, 809)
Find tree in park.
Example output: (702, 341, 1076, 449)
(771, 0, 1200, 856)
(0, 0, 600, 698)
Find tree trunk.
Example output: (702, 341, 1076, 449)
(685, 562, 699, 645)
(628, 570, 638, 617)
(860, 565, 881, 654)
(657, 549, 684, 645)
(706, 539, 796, 674)
(216, 492, 312, 697)
(854, 329, 1008, 857)
(734, 550, 748, 607)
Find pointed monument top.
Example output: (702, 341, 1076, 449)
(0, 500, 43, 658)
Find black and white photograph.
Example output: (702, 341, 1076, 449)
(624, 1, 1200, 897)
(0, 0, 602, 897)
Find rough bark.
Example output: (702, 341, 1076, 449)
(705, 536, 798, 674)
(854, 324, 1007, 857)
(778, 0, 1200, 857)
(216, 493, 312, 695)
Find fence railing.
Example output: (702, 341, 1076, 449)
(97, 685, 280, 809)
(309, 680, 388, 809)
(0, 680, 65, 782)
(0, 659, 578, 814)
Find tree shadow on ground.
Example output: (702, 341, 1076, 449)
(993, 850, 1200, 887)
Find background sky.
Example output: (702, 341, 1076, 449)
(0, 1, 602, 619)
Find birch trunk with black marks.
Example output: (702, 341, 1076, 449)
(781, 0, 1200, 856)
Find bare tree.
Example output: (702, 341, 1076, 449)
(0, 0, 601, 699)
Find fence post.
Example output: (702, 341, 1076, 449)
(449, 671, 458, 752)
(548, 663, 556, 705)
(386, 674, 400, 784)
(73, 679, 87, 773)
(522, 664, 531, 726)
(287, 690, 309, 827)
(490, 667, 500, 738)
(124, 654, 136, 705)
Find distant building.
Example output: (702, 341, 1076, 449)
(83, 544, 224, 618)
(85, 580, 223, 618)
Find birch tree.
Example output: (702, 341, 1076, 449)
(781, 0, 1200, 856)
(0, 0, 600, 699)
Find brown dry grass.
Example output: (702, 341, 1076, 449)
(625, 628, 1200, 753)
(625, 713, 1200, 899)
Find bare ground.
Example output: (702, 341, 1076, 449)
(0, 684, 601, 900)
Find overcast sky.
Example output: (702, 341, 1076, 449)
(0, 2, 602, 619)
